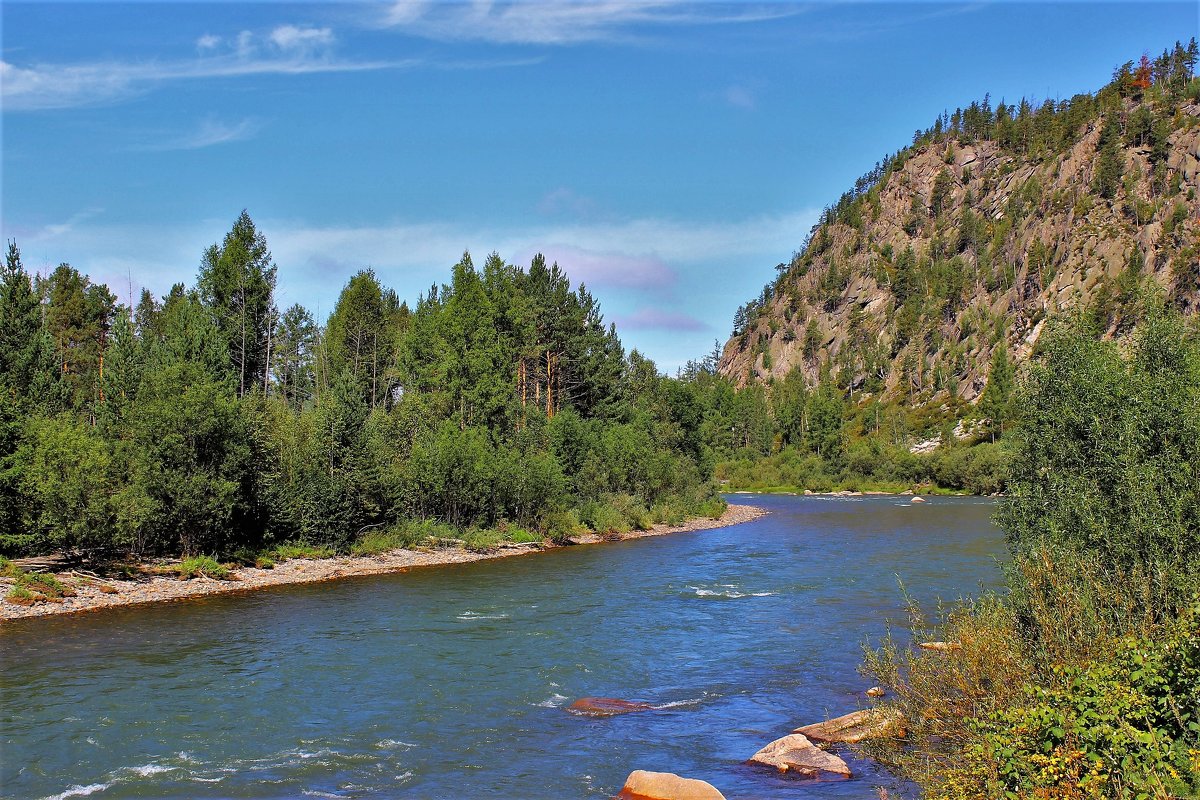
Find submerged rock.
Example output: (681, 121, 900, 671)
(794, 709, 905, 744)
(615, 770, 726, 800)
(568, 697, 653, 716)
(747, 733, 852, 779)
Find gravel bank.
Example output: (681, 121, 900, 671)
(1, 504, 767, 621)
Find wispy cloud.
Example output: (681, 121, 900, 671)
(378, 1, 802, 45)
(1, 24, 405, 112)
(141, 117, 265, 151)
(613, 307, 709, 331)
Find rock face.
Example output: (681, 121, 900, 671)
(794, 709, 905, 744)
(719, 95, 1200, 405)
(747, 733, 852, 779)
(615, 770, 726, 800)
(568, 697, 653, 716)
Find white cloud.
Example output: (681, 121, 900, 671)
(269, 25, 335, 54)
(378, 1, 802, 45)
(196, 34, 221, 51)
(0, 51, 412, 111)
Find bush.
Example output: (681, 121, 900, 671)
(544, 509, 584, 544)
(579, 501, 630, 535)
(176, 555, 231, 580)
(607, 493, 652, 531)
(350, 524, 429, 556)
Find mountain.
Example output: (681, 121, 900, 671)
(719, 45, 1200, 410)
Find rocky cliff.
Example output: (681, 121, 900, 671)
(720, 80, 1200, 407)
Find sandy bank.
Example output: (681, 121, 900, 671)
(1, 504, 767, 622)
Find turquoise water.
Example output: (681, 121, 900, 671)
(1, 494, 1004, 799)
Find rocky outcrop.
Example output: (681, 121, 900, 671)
(568, 697, 653, 716)
(747, 733, 852, 779)
(615, 770, 726, 800)
(794, 709, 905, 744)
(720, 96, 1200, 406)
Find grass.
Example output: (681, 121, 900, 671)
(176, 555, 231, 580)
(5, 584, 37, 606)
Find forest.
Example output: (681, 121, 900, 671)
(0, 220, 733, 560)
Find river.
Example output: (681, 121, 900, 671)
(1, 494, 1004, 800)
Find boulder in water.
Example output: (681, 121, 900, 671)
(910, 496, 926, 503)
(866, 686, 885, 698)
(747, 733, 852, 779)
(615, 770, 726, 800)
(568, 697, 653, 716)
(794, 709, 904, 743)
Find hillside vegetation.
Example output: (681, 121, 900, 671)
(722, 43, 1199, 415)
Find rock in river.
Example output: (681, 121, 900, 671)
(615, 770, 726, 800)
(568, 697, 653, 716)
(747, 733, 852, 779)
(794, 709, 904, 744)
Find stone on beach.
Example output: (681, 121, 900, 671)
(794, 709, 905, 744)
(615, 770, 726, 800)
(747, 733, 852, 779)
(568, 697, 654, 716)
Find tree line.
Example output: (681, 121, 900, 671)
(0, 213, 725, 559)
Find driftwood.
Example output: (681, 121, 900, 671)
(11, 554, 73, 571)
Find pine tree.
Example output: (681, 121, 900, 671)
(198, 211, 277, 397)
(979, 345, 1015, 441)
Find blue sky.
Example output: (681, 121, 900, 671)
(3, 2, 1197, 372)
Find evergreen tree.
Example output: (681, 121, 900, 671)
(0, 241, 44, 400)
(979, 344, 1015, 441)
(197, 211, 277, 397)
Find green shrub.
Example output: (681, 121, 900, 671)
(351, 524, 427, 556)
(462, 526, 503, 551)
(176, 555, 231, 580)
(607, 493, 651, 531)
(580, 501, 630, 535)
(0, 557, 22, 579)
(544, 509, 584, 544)
(505, 527, 541, 544)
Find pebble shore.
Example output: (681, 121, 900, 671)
(1, 504, 767, 621)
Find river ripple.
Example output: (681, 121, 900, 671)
(1, 494, 1003, 799)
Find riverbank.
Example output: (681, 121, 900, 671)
(0, 504, 767, 621)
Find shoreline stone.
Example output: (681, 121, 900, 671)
(747, 733, 852, 780)
(616, 770, 725, 800)
(794, 709, 905, 744)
